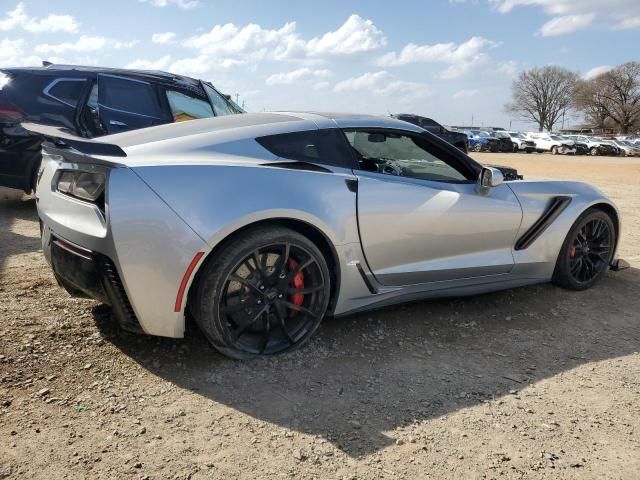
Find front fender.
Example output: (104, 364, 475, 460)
(508, 180, 620, 275)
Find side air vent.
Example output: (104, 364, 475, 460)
(515, 196, 572, 251)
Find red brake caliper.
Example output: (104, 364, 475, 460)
(287, 258, 305, 317)
(569, 245, 577, 259)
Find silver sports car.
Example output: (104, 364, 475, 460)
(34, 113, 628, 359)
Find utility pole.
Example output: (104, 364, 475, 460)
(471, 114, 474, 127)
(235, 93, 240, 105)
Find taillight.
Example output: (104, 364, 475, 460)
(55, 170, 106, 202)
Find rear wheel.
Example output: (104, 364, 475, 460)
(551, 146, 558, 155)
(192, 226, 331, 359)
(473, 143, 482, 152)
(590, 147, 599, 156)
(552, 210, 615, 291)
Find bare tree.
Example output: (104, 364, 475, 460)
(599, 62, 640, 134)
(505, 66, 578, 132)
(573, 76, 611, 132)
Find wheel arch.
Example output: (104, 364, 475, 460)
(589, 202, 621, 251)
(186, 217, 342, 318)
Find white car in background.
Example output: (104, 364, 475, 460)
(526, 133, 576, 155)
(507, 132, 536, 153)
(564, 135, 618, 156)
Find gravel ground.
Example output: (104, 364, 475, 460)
(1, 153, 639, 479)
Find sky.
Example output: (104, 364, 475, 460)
(1, 0, 639, 130)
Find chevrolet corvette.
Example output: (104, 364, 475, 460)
(34, 113, 627, 359)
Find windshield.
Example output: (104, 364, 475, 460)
(550, 135, 563, 141)
(202, 82, 245, 116)
(509, 132, 524, 139)
(493, 131, 509, 138)
(472, 131, 491, 138)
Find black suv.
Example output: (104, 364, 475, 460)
(393, 114, 468, 152)
(0, 64, 243, 192)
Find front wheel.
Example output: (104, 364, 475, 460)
(590, 147, 599, 156)
(551, 146, 558, 155)
(192, 226, 331, 359)
(552, 210, 616, 291)
(473, 143, 482, 153)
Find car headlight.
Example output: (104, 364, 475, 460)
(56, 170, 105, 202)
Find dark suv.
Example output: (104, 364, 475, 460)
(393, 114, 468, 152)
(0, 64, 243, 192)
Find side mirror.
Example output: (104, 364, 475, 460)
(478, 166, 504, 190)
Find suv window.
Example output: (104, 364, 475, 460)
(256, 129, 355, 168)
(203, 83, 236, 116)
(44, 78, 86, 107)
(166, 90, 213, 122)
(99, 75, 161, 118)
(345, 129, 471, 183)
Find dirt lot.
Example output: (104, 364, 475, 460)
(1, 153, 639, 479)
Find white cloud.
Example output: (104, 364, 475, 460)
(0, 38, 41, 67)
(152, 32, 176, 44)
(334, 71, 430, 98)
(126, 55, 172, 70)
(168, 56, 245, 78)
(35, 36, 136, 55)
(139, 0, 198, 9)
(183, 15, 385, 63)
(305, 14, 386, 56)
(0, 3, 78, 33)
(539, 13, 594, 36)
(378, 36, 499, 79)
(266, 68, 332, 86)
(491, 0, 640, 33)
(583, 65, 613, 80)
(453, 89, 478, 99)
(496, 60, 518, 77)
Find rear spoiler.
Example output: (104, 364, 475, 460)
(21, 122, 127, 157)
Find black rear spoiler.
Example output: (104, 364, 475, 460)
(21, 122, 127, 157)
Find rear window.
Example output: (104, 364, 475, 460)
(256, 129, 355, 169)
(45, 78, 86, 107)
(100, 76, 161, 118)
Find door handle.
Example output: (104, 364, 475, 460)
(109, 120, 127, 127)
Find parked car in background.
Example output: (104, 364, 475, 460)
(34, 112, 626, 359)
(558, 136, 588, 155)
(465, 130, 500, 152)
(491, 131, 514, 152)
(507, 132, 536, 153)
(0, 64, 243, 192)
(393, 114, 468, 152)
(564, 135, 619, 156)
(612, 139, 640, 156)
(526, 133, 576, 155)
(592, 137, 623, 156)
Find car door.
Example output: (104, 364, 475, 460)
(345, 128, 523, 286)
(97, 74, 169, 134)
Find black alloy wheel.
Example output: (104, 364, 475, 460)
(193, 227, 330, 359)
(553, 210, 615, 290)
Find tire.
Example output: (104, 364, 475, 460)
(192, 226, 331, 359)
(551, 146, 558, 155)
(473, 143, 482, 153)
(552, 209, 616, 291)
(513, 144, 519, 153)
(590, 147, 599, 156)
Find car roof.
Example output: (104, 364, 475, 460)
(93, 111, 424, 152)
(4, 64, 204, 89)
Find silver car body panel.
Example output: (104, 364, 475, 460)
(36, 112, 621, 338)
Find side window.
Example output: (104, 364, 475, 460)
(99, 76, 161, 118)
(87, 83, 98, 109)
(421, 118, 441, 133)
(256, 129, 355, 168)
(166, 90, 214, 122)
(344, 129, 471, 183)
(44, 78, 87, 107)
(203, 83, 235, 116)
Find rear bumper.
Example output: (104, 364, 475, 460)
(42, 227, 143, 333)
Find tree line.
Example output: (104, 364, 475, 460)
(505, 62, 640, 134)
